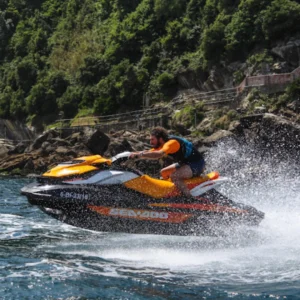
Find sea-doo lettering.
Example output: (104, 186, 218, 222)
(110, 208, 168, 219)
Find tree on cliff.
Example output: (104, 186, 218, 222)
(0, 0, 299, 125)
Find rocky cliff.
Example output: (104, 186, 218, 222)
(0, 112, 298, 177)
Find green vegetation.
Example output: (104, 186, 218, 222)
(270, 78, 300, 111)
(172, 101, 205, 128)
(214, 109, 238, 129)
(241, 78, 300, 114)
(0, 0, 299, 129)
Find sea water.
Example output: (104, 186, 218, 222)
(0, 142, 300, 299)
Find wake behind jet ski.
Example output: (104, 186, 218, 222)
(21, 152, 264, 236)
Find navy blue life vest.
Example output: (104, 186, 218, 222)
(167, 135, 203, 163)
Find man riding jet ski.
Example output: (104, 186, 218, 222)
(130, 127, 205, 198)
(21, 150, 265, 236)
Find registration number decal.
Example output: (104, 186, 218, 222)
(60, 191, 89, 200)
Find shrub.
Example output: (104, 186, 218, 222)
(26, 83, 57, 116)
(214, 114, 230, 129)
(79, 56, 109, 85)
(48, 71, 69, 98)
(0, 87, 12, 118)
(261, 0, 300, 40)
(93, 94, 117, 115)
(246, 50, 273, 73)
(202, 0, 219, 27)
(285, 78, 300, 99)
(201, 13, 230, 65)
(15, 58, 38, 93)
(10, 89, 27, 120)
(157, 72, 175, 87)
(224, 0, 269, 59)
(57, 86, 82, 118)
(172, 102, 205, 128)
(154, 0, 188, 20)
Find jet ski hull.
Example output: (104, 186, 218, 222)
(21, 183, 264, 236)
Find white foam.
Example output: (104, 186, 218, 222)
(5, 143, 300, 287)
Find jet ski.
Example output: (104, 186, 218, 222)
(21, 152, 264, 236)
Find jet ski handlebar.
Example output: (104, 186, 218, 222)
(111, 151, 132, 164)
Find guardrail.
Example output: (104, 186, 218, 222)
(53, 88, 249, 132)
(56, 107, 170, 133)
(57, 107, 167, 127)
(49, 65, 300, 133)
(172, 87, 238, 103)
(171, 88, 239, 110)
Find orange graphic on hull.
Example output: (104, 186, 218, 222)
(88, 205, 193, 223)
(149, 203, 247, 214)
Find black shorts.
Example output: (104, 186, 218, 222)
(175, 159, 205, 177)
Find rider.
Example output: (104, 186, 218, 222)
(129, 127, 205, 197)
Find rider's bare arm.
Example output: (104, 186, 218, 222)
(130, 150, 165, 160)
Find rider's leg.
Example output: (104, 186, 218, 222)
(169, 164, 193, 197)
(160, 163, 177, 179)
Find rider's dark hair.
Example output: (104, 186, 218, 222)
(151, 127, 169, 141)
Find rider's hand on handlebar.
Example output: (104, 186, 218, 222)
(129, 152, 141, 159)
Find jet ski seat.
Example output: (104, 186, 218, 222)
(124, 172, 219, 199)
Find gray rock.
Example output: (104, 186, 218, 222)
(202, 130, 234, 146)
(24, 158, 34, 171)
(271, 39, 300, 67)
(55, 146, 76, 156)
(254, 106, 267, 114)
(104, 138, 133, 157)
(287, 99, 300, 113)
(82, 128, 110, 155)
